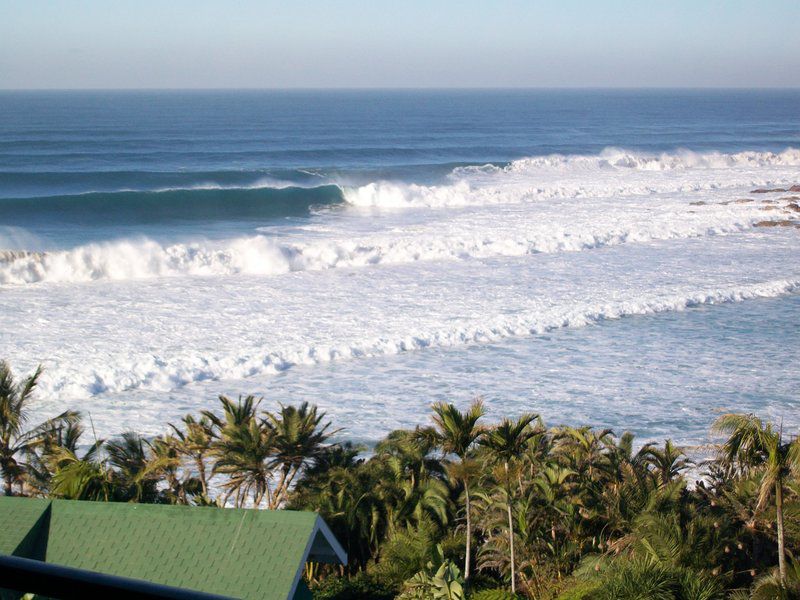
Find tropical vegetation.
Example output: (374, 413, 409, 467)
(1, 360, 798, 599)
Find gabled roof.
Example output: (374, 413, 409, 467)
(0, 497, 346, 600)
(0, 496, 50, 559)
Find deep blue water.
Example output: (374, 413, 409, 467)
(2, 89, 799, 196)
(1, 89, 798, 246)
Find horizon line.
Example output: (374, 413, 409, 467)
(2, 85, 800, 93)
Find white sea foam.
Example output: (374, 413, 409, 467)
(343, 148, 800, 208)
(0, 209, 778, 285)
(5, 147, 800, 433)
(24, 276, 800, 400)
(499, 147, 800, 172)
(4, 147, 799, 286)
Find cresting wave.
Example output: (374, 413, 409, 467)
(0, 212, 777, 285)
(35, 278, 800, 400)
(344, 148, 800, 208)
(0, 167, 329, 199)
(3, 147, 798, 285)
(496, 147, 800, 171)
(4, 147, 799, 217)
(0, 184, 344, 225)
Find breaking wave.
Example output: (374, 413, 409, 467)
(0, 213, 778, 285)
(1, 184, 344, 226)
(344, 148, 800, 208)
(36, 278, 800, 399)
(3, 147, 798, 285)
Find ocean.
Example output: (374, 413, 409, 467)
(1, 89, 798, 446)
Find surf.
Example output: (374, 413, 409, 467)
(0, 184, 345, 226)
(26, 277, 800, 400)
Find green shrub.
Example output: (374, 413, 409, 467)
(676, 569, 726, 600)
(469, 588, 522, 600)
(594, 562, 675, 600)
(554, 580, 602, 600)
(399, 548, 466, 600)
(311, 571, 396, 600)
(371, 523, 441, 586)
(587, 561, 725, 600)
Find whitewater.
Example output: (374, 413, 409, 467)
(3, 148, 800, 285)
(1, 90, 799, 446)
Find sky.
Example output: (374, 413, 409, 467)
(1, 0, 799, 89)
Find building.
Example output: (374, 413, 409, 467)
(0, 496, 346, 599)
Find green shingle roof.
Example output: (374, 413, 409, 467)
(0, 498, 346, 600)
(0, 497, 50, 559)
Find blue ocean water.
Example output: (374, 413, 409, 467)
(1, 89, 798, 244)
(0, 90, 798, 444)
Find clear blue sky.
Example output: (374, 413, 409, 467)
(1, 0, 799, 89)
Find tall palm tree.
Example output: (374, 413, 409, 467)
(713, 413, 800, 587)
(429, 398, 486, 581)
(205, 395, 274, 507)
(479, 413, 539, 594)
(169, 413, 215, 497)
(264, 401, 336, 509)
(0, 361, 79, 496)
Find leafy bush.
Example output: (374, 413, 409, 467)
(588, 561, 724, 600)
(399, 545, 466, 600)
(311, 571, 396, 600)
(469, 588, 522, 600)
(371, 522, 442, 585)
(553, 580, 602, 600)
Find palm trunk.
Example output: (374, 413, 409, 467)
(776, 481, 786, 586)
(276, 468, 300, 509)
(464, 478, 471, 581)
(254, 487, 265, 508)
(3, 473, 12, 497)
(274, 464, 301, 509)
(508, 498, 516, 594)
(506, 461, 516, 594)
(197, 455, 208, 497)
(272, 467, 290, 510)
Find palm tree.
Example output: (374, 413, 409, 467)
(748, 556, 800, 599)
(106, 431, 176, 503)
(24, 419, 84, 495)
(46, 425, 111, 501)
(479, 413, 539, 594)
(169, 413, 215, 497)
(264, 401, 336, 509)
(429, 398, 486, 581)
(373, 429, 450, 535)
(552, 426, 615, 484)
(0, 361, 79, 496)
(205, 395, 274, 507)
(640, 440, 693, 488)
(148, 435, 188, 504)
(713, 413, 800, 587)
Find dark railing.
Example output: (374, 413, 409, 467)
(0, 554, 236, 600)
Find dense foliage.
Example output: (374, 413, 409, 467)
(1, 360, 798, 599)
